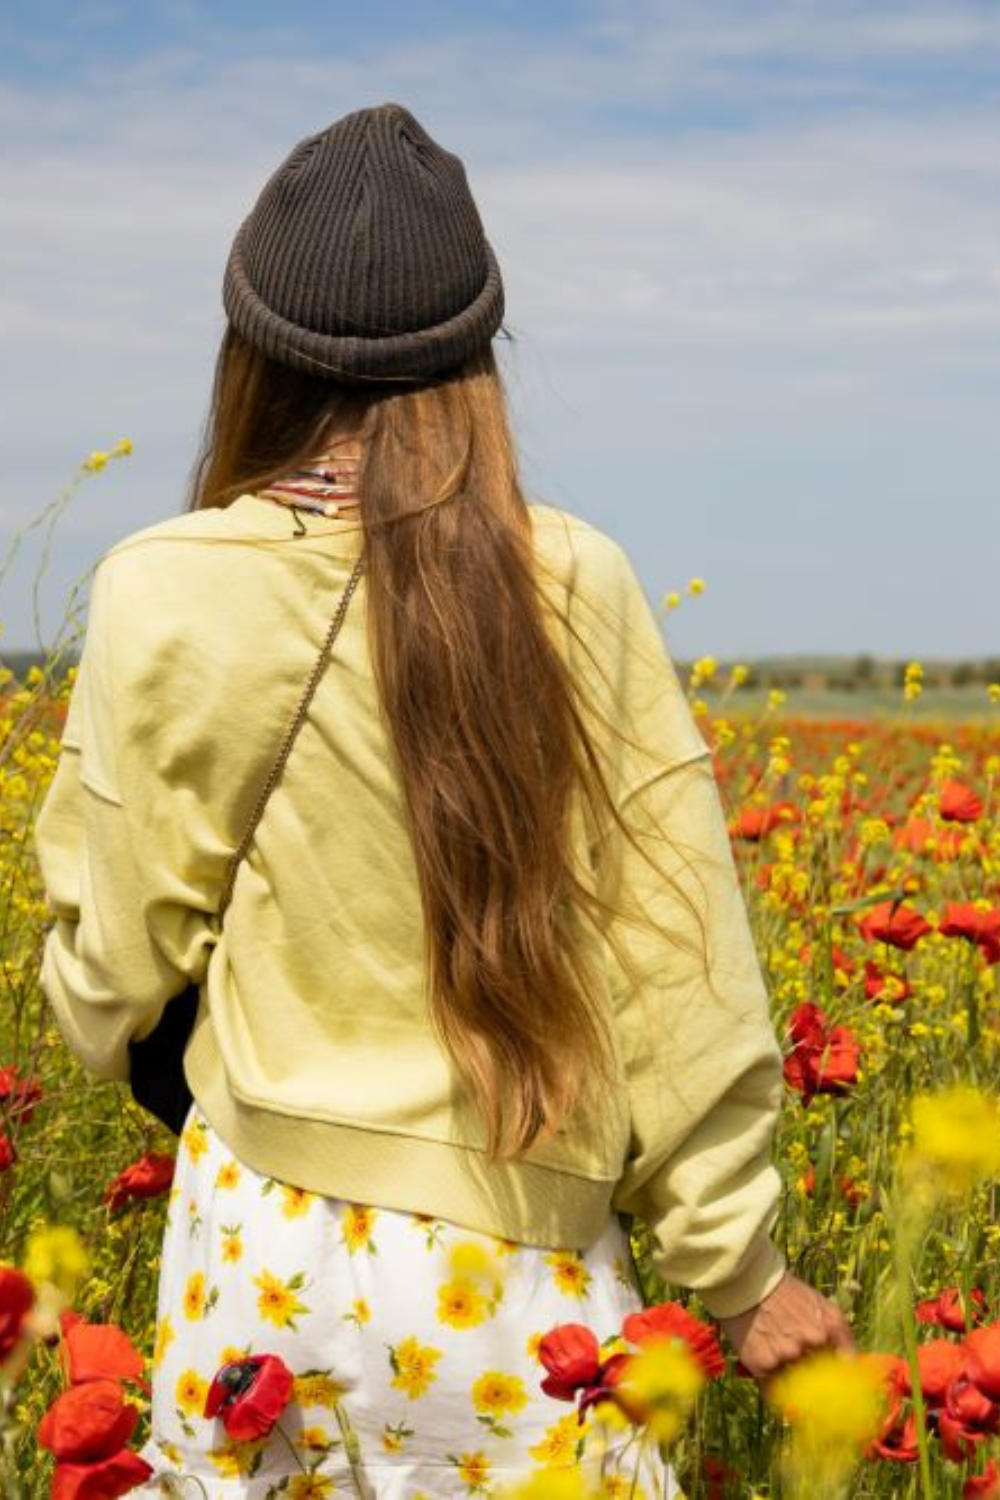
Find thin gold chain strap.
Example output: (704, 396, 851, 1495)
(216, 552, 367, 917)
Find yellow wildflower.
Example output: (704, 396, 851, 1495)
(528, 1411, 589, 1467)
(294, 1372, 347, 1409)
(181, 1117, 209, 1164)
(447, 1240, 505, 1304)
(448, 1241, 493, 1281)
(545, 1252, 592, 1299)
(454, 1450, 491, 1490)
(206, 1437, 266, 1477)
(253, 1268, 309, 1329)
(280, 1185, 315, 1219)
(768, 1350, 889, 1488)
(22, 1225, 91, 1302)
(287, 1477, 336, 1499)
(175, 1368, 209, 1418)
(437, 1279, 488, 1329)
(613, 1340, 705, 1445)
(499, 1470, 598, 1500)
(390, 1335, 442, 1400)
(471, 1370, 528, 1418)
(207, 1448, 242, 1479)
(152, 1314, 175, 1369)
(183, 1272, 206, 1321)
(342, 1204, 377, 1253)
(220, 1231, 243, 1264)
(905, 1086, 1000, 1195)
(690, 655, 718, 689)
(687, 576, 706, 595)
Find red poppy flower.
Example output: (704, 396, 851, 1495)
(945, 1374, 997, 1432)
(869, 1410, 919, 1462)
(732, 803, 798, 841)
(892, 818, 934, 854)
(103, 1152, 176, 1214)
(838, 1174, 866, 1208)
(579, 1350, 634, 1417)
(939, 1410, 984, 1464)
(0, 1134, 14, 1172)
(622, 1301, 726, 1379)
(50, 1450, 153, 1500)
(940, 780, 984, 823)
(787, 1002, 828, 1045)
(538, 1323, 602, 1401)
(915, 1287, 986, 1333)
(0, 1065, 44, 1125)
(783, 1004, 859, 1106)
(37, 1379, 139, 1463)
(965, 1459, 1000, 1498)
(204, 1353, 294, 1441)
(60, 1319, 147, 1391)
(0, 1265, 35, 1362)
(893, 817, 964, 859)
(702, 1454, 740, 1499)
(799, 943, 856, 976)
(938, 1370, 999, 1464)
(894, 1340, 965, 1405)
(864, 961, 912, 1004)
(858, 901, 931, 951)
(966, 1326, 1000, 1401)
(939, 903, 1000, 966)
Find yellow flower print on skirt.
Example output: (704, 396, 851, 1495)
(133, 1103, 680, 1498)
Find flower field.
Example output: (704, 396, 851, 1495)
(3, 468, 1000, 1497)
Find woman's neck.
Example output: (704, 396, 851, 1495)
(257, 443, 363, 516)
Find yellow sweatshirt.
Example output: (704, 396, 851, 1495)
(33, 494, 786, 1319)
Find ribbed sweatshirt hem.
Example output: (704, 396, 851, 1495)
(184, 1015, 620, 1251)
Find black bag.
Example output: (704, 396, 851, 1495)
(128, 983, 199, 1136)
(127, 554, 365, 1135)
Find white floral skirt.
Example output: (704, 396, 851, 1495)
(134, 1102, 679, 1499)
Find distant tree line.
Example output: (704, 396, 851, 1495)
(2, 650, 999, 694)
(673, 655, 1000, 692)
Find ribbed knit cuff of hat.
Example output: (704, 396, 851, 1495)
(222, 103, 505, 384)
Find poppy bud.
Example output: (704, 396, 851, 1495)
(204, 1353, 294, 1441)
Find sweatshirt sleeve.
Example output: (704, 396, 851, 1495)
(32, 558, 218, 1084)
(576, 539, 786, 1319)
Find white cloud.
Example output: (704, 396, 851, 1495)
(2, 2, 999, 653)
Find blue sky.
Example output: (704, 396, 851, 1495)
(2, 0, 999, 658)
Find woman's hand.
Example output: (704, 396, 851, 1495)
(717, 1271, 855, 1382)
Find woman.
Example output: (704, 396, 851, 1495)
(34, 103, 852, 1498)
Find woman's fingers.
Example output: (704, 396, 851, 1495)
(720, 1272, 856, 1379)
(823, 1302, 857, 1352)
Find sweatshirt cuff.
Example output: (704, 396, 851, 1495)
(697, 1235, 787, 1320)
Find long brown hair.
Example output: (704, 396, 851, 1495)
(188, 325, 708, 1160)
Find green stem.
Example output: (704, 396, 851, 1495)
(628, 1424, 649, 1499)
(270, 1420, 308, 1474)
(333, 1401, 375, 1500)
(894, 1231, 934, 1500)
(966, 956, 980, 1066)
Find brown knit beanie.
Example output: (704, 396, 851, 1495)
(222, 103, 504, 384)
